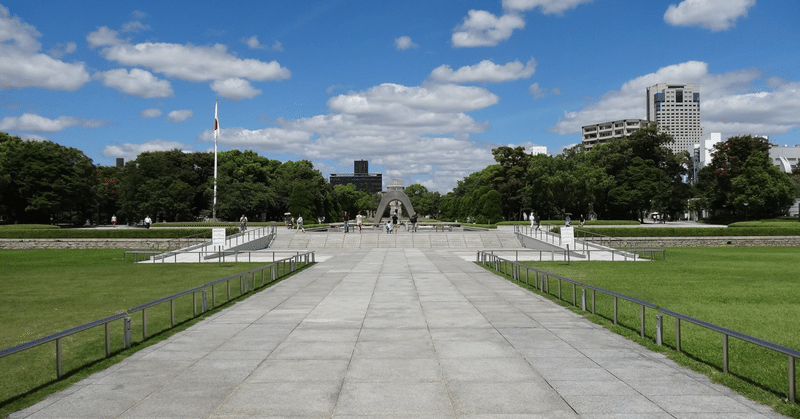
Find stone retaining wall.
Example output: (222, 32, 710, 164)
(585, 236, 800, 248)
(0, 238, 207, 250)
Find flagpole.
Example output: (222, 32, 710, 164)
(213, 99, 218, 221)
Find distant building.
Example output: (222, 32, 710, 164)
(529, 146, 547, 156)
(647, 83, 704, 154)
(769, 142, 800, 173)
(580, 119, 650, 151)
(329, 159, 383, 194)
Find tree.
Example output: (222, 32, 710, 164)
(0, 133, 96, 223)
(491, 146, 531, 220)
(729, 152, 794, 219)
(698, 135, 771, 215)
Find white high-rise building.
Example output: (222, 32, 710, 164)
(646, 83, 703, 154)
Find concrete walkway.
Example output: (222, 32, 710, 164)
(11, 248, 786, 419)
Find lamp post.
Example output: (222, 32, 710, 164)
(744, 202, 749, 221)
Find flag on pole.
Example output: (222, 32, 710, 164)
(214, 101, 219, 140)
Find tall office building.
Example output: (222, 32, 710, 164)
(646, 83, 703, 154)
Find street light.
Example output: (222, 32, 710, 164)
(744, 202, 749, 221)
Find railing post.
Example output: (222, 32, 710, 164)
(581, 288, 586, 311)
(170, 299, 175, 328)
(105, 322, 112, 357)
(675, 318, 681, 351)
(723, 334, 729, 373)
(56, 337, 63, 379)
(124, 317, 132, 348)
(202, 290, 208, 313)
(656, 315, 663, 345)
(591, 289, 596, 314)
(142, 308, 148, 340)
(572, 283, 576, 306)
(789, 355, 796, 403)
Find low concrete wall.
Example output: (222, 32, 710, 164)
(584, 236, 800, 248)
(0, 238, 206, 250)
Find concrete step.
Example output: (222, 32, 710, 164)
(267, 230, 522, 249)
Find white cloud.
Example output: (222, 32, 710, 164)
(0, 113, 106, 132)
(141, 108, 162, 118)
(86, 26, 122, 48)
(100, 68, 173, 98)
(394, 35, 418, 50)
(0, 6, 90, 91)
(664, 0, 755, 31)
(88, 27, 291, 83)
(243, 35, 264, 49)
(429, 59, 536, 83)
(210, 78, 262, 100)
(452, 10, 525, 47)
(47, 41, 77, 59)
(120, 20, 150, 33)
(529, 82, 547, 99)
(503, 0, 594, 15)
(102, 139, 191, 161)
(87, 26, 289, 99)
(166, 110, 193, 123)
(548, 60, 800, 141)
(197, 81, 500, 192)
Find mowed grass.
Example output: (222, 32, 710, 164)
(508, 247, 800, 417)
(0, 249, 275, 416)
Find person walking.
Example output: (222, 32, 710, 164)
(297, 215, 305, 233)
(239, 214, 248, 232)
(529, 212, 534, 228)
(356, 212, 363, 233)
(410, 212, 418, 232)
(385, 220, 392, 234)
(535, 213, 541, 230)
(343, 211, 349, 233)
(391, 211, 399, 234)
(111, 214, 117, 226)
(144, 215, 152, 229)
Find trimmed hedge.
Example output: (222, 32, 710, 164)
(570, 227, 800, 237)
(0, 228, 238, 239)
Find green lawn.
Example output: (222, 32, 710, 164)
(493, 247, 800, 417)
(0, 249, 290, 417)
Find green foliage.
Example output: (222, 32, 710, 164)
(575, 226, 800, 237)
(0, 132, 96, 224)
(697, 135, 793, 219)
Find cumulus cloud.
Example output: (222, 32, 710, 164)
(47, 41, 76, 59)
(0, 6, 90, 91)
(452, 10, 525, 47)
(87, 26, 290, 99)
(529, 82, 547, 99)
(197, 81, 499, 192)
(394, 35, 418, 50)
(503, 0, 594, 15)
(210, 78, 262, 101)
(664, 0, 755, 31)
(102, 139, 191, 161)
(548, 60, 800, 142)
(141, 108, 162, 118)
(166, 110, 193, 123)
(243, 35, 263, 49)
(100, 68, 173, 98)
(0, 113, 107, 132)
(429, 58, 536, 83)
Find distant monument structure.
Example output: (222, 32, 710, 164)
(374, 179, 415, 222)
(329, 159, 382, 194)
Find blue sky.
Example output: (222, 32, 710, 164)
(2, 0, 799, 192)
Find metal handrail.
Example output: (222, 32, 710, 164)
(0, 251, 314, 383)
(476, 250, 798, 403)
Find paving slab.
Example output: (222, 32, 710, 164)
(11, 248, 789, 419)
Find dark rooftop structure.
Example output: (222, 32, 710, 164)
(330, 160, 382, 194)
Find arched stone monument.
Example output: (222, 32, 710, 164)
(374, 179, 415, 222)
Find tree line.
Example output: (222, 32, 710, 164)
(1, 128, 797, 225)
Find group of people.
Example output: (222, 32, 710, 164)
(527, 212, 541, 230)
